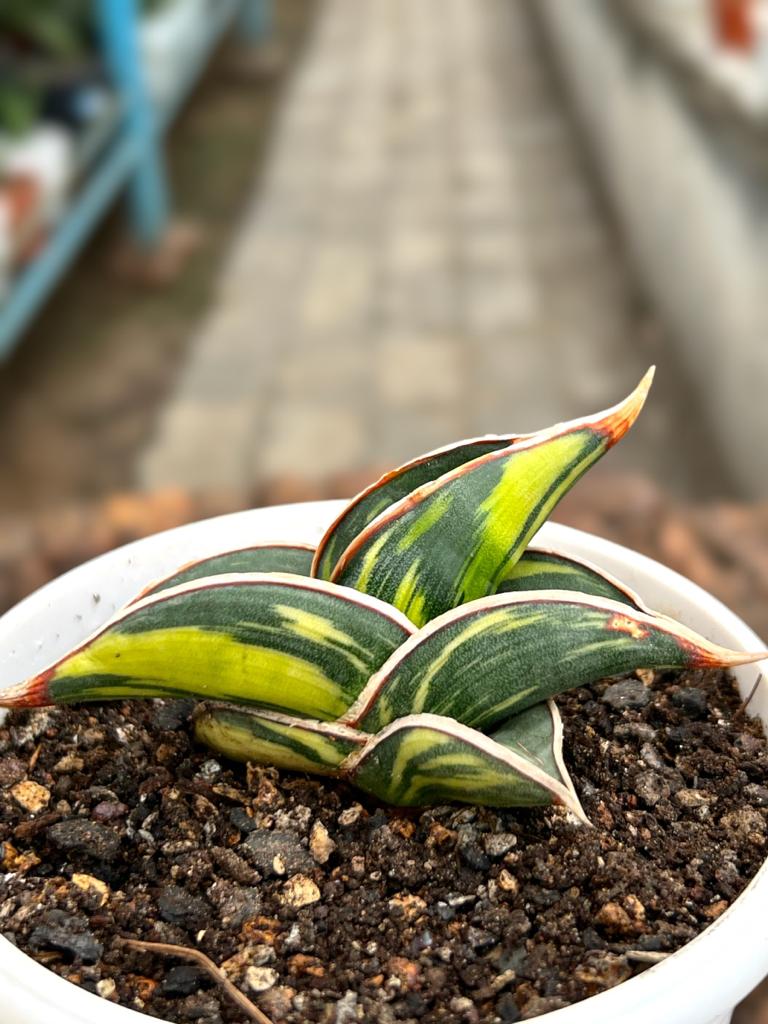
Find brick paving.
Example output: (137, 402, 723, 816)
(140, 0, 730, 496)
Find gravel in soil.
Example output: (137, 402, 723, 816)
(0, 668, 766, 1023)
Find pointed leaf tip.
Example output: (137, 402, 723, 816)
(596, 367, 655, 449)
(0, 671, 53, 709)
(694, 646, 768, 670)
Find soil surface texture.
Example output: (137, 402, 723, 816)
(0, 667, 766, 1023)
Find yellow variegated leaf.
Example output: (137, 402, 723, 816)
(0, 573, 415, 720)
(499, 547, 649, 611)
(193, 702, 365, 775)
(312, 435, 530, 581)
(344, 710, 588, 819)
(344, 590, 766, 734)
(331, 370, 655, 625)
(136, 543, 315, 600)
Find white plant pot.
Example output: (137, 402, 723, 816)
(0, 500, 766, 1024)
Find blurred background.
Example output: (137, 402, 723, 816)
(0, 0, 767, 1015)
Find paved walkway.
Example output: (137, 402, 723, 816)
(140, 0, 725, 496)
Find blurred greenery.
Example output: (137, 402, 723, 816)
(1, 1, 92, 60)
(0, 0, 175, 135)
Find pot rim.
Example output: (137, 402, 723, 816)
(0, 499, 764, 1024)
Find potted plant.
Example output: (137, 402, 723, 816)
(0, 368, 766, 1024)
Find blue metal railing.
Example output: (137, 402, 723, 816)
(0, 0, 272, 360)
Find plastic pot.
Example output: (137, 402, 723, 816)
(0, 500, 766, 1024)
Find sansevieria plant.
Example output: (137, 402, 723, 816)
(2, 368, 765, 822)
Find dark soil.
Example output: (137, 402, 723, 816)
(1, 667, 766, 1023)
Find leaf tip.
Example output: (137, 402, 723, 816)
(696, 647, 768, 670)
(0, 670, 54, 709)
(598, 366, 655, 448)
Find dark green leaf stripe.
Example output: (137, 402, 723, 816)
(3, 574, 415, 717)
(138, 544, 316, 599)
(490, 700, 569, 789)
(330, 371, 655, 626)
(193, 702, 365, 775)
(498, 547, 647, 610)
(343, 590, 765, 734)
(344, 712, 587, 818)
(192, 700, 587, 819)
(312, 436, 526, 581)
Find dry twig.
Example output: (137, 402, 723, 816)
(736, 673, 763, 719)
(116, 937, 273, 1024)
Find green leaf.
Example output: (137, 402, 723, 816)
(312, 436, 528, 581)
(343, 590, 767, 734)
(192, 698, 588, 819)
(137, 544, 315, 599)
(0, 574, 415, 718)
(193, 702, 365, 775)
(331, 370, 656, 625)
(498, 547, 648, 610)
(345, 710, 588, 819)
(489, 700, 573, 796)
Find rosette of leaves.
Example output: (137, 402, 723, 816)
(3, 369, 766, 821)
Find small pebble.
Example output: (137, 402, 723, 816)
(457, 829, 490, 871)
(71, 873, 110, 907)
(48, 819, 120, 861)
(634, 770, 670, 807)
(613, 721, 656, 742)
(197, 759, 222, 781)
(388, 894, 427, 920)
(595, 901, 632, 934)
(0, 756, 28, 787)
(337, 804, 362, 827)
(498, 869, 519, 894)
(229, 807, 259, 833)
(242, 830, 314, 876)
(744, 784, 768, 807)
(207, 880, 262, 928)
(11, 780, 51, 814)
(251, 944, 276, 966)
(210, 846, 260, 885)
(281, 923, 303, 952)
(482, 833, 516, 859)
(282, 873, 321, 908)
(671, 687, 708, 719)
(157, 885, 210, 931)
(29, 909, 103, 963)
(334, 991, 359, 1024)
(159, 965, 208, 998)
(53, 753, 84, 773)
(245, 966, 278, 993)
(704, 899, 729, 919)
(259, 986, 296, 1020)
(309, 820, 336, 864)
(91, 801, 129, 822)
(451, 995, 480, 1022)
(674, 789, 713, 811)
(96, 978, 116, 1000)
(720, 807, 767, 838)
(573, 952, 631, 990)
(467, 926, 496, 953)
(601, 679, 651, 711)
(640, 742, 667, 770)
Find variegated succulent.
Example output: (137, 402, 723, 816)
(2, 368, 765, 822)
